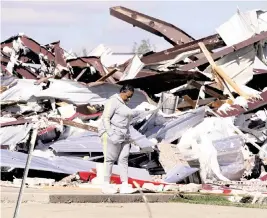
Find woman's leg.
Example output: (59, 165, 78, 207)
(118, 143, 130, 183)
(102, 133, 121, 183)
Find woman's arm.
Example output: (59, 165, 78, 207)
(102, 98, 116, 135)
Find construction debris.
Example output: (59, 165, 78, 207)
(1, 6, 267, 197)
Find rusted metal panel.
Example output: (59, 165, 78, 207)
(0, 55, 10, 63)
(1, 35, 55, 63)
(68, 57, 115, 83)
(110, 6, 194, 46)
(1, 63, 9, 74)
(181, 31, 267, 71)
(15, 66, 38, 79)
(20, 36, 55, 61)
(80, 57, 106, 77)
(19, 55, 32, 63)
(48, 117, 98, 132)
(1, 58, 37, 79)
(54, 43, 67, 67)
(190, 80, 226, 99)
(216, 90, 267, 117)
(2, 52, 31, 65)
(68, 57, 103, 73)
(1, 37, 14, 48)
(44, 41, 67, 67)
(0, 119, 32, 128)
(118, 70, 210, 94)
(44, 41, 60, 50)
(253, 69, 267, 74)
(142, 34, 224, 65)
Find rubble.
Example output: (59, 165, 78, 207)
(1, 6, 267, 197)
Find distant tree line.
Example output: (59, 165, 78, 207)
(75, 39, 156, 56)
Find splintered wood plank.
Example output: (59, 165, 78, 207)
(183, 95, 196, 108)
(198, 42, 249, 98)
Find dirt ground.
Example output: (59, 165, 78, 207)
(1, 202, 266, 218)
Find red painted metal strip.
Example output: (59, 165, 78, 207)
(216, 90, 267, 117)
(181, 32, 267, 71)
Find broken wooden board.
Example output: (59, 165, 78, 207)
(157, 142, 189, 173)
(198, 42, 249, 99)
(183, 95, 197, 108)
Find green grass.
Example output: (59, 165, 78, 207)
(171, 194, 267, 209)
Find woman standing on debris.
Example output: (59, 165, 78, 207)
(98, 84, 136, 194)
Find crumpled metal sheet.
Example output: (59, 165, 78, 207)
(0, 123, 32, 150)
(0, 79, 41, 102)
(0, 149, 87, 174)
(164, 165, 199, 183)
(49, 126, 154, 154)
(0, 149, 152, 181)
(1, 79, 149, 109)
(145, 106, 206, 143)
(49, 131, 140, 154)
(216, 10, 267, 46)
(120, 55, 144, 81)
(0, 75, 16, 87)
(129, 126, 155, 152)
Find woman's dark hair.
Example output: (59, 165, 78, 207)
(120, 84, 134, 93)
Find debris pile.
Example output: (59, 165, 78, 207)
(1, 7, 267, 195)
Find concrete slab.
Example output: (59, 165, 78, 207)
(1, 186, 177, 203)
(0, 186, 101, 203)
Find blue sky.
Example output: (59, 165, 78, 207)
(1, 1, 266, 53)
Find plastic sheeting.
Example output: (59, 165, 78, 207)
(0, 149, 152, 181)
(178, 117, 245, 182)
(213, 136, 245, 181)
(0, 79, 149, 109)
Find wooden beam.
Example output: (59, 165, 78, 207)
(211, 99, 234, 108)
(183, 95, 196, 108)
(96, 68, 118, 82)
(198, 42, 249, 98)
(49, 117, 98, 132)
(177, 98, 216, 109)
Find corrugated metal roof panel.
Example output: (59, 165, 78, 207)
(0, 149, 152, 180)
(49, 127, 155, 154)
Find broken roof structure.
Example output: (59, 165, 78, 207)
(1, 6, 267, 193)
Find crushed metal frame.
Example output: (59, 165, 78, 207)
(110, 6, 195, 46)
(216, 90, 267, 117)
(142, 34, 225, 65)
(181, 31, 267, 71)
